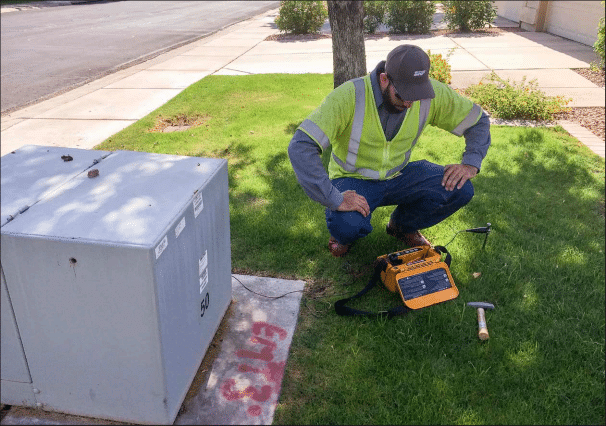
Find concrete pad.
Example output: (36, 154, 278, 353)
(147, 56, 234, 71)
(182, 45, 253, 57)
(204, 35, 269, 48)
(365, 51, 390, 68)
(249, 39, 333, 55)
(450, 70, 494, 89)
(229, 53, 334, 74)
(0, 119, 135, 156)
(493, 69, 600, 88)
(434, 48, 490, 71)
(536, 45, 601, 66)
(559, 120, 605, 158)
(146, 40, 218, 61)
(0, 117, 26, 132)
(213, 31, 276, 42)
(366, 48, 488, 72)
(516, 31, 596, 47)
(448, 31, 547, 49)
(541, 87, 606, 107)
(175, 274, 305, 425)
(214, 69, 255, 76)
(128, 48, 204, 71)
(227, 14, 278, 33)
(2, 67, 144, 119)
(364, 35, 459, 53)
(467, 46, 592, 69)
(35, 88, 182, 120)
(0, 275, 306, 425)
(229, 28, 277, 38)
(104, 70, 210, 89)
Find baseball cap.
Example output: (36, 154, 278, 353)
(385, 45, 435, 101)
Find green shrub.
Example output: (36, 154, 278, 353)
(465, 73, 571, 121)
(275, 0, 327, 35)
(385, 0, 435, 34)
(442, 0, 496, 32)
(427, 49, 452, 84)
(363, 0, 386, 34)
(594, 1, 605, 68)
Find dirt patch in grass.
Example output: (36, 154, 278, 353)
(149, 114, 210, 133)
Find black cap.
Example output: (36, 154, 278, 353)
(385, 45, 435, 101)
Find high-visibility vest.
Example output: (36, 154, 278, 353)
(298, 74, 482, 180)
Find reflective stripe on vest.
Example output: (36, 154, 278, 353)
(344, 78, 366, 171)
(332, 78, 431, 180)
(451, 103, 482, 136)
(299, 119, 330, 149)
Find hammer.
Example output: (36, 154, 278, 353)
(467, 302, 495, 340)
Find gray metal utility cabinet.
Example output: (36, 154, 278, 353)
(1, 145, 232, 424)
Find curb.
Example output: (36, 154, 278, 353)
(559, 120, 605, 157)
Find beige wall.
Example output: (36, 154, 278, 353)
(493, 1, 522, 23)
(545, 1, 604, 46)
(493, 0, 605, 46)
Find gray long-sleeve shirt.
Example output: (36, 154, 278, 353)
(288, 61, 491, 210)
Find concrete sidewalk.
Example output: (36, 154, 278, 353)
(1, 7, 605, 158)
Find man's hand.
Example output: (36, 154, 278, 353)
(338, 190, 370, 217)
(442, 164, 478, 191)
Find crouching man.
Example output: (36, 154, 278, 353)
(288, 45, 491, 257)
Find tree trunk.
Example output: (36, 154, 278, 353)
(327, 1, 367, 89)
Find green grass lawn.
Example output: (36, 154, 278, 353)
(96, 74, 605, 425)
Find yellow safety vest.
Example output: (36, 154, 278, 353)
(298, 74, 482, 180)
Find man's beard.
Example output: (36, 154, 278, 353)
(381, 87, 405, 114)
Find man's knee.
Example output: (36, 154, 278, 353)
(326, 210, 370, 244)
(457, 180, 474, 206)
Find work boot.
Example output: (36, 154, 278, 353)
(328, 236, 351, 257)
(386, 220, 431, 247)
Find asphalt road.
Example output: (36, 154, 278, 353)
(0, 0, 279, 113)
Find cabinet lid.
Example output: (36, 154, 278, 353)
(2, 149, 226, 247)
(1, 145, 112, 227)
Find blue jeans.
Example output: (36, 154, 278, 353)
(326, 160, 474, 245)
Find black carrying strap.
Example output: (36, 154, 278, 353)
(334, 258, 410, 318)
(433, 245, 451, 267)
(334, 245, 452, 318)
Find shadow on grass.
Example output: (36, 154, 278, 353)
(284, 122, 300, 135)
(124, 72, 602, 423)
(230, 124, 605, 288)
(269, 126, 604, 424)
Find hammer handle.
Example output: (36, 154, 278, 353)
(477, 308, 489, 340)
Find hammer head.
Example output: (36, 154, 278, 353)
(467, 302, 495, 310)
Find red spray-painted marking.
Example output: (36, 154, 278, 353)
(252, 321, 288, 340)
(221, 379, 272, 402)
(248, 405, 262, 416)
(238, 361, 286, 384)
(221, 321, 289, 417)
(236, 336, 277, 361)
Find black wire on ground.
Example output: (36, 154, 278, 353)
(443, 230, 464, 248)
(233, 224, 489, 300)
(232, 274, 304, 300)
